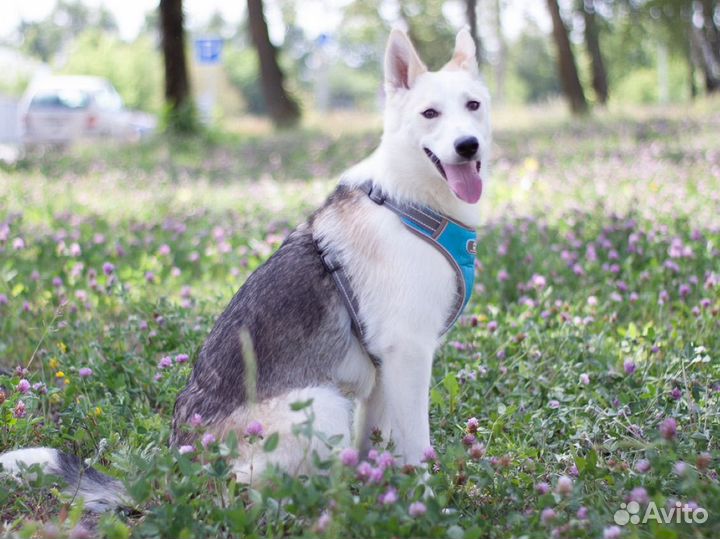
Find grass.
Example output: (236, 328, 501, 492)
(0, 100, 719, 538)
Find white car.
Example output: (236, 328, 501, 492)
(20, 75, 156, 149)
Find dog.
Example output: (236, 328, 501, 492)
(0, 28, 491, 512)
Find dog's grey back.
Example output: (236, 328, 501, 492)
(171, 190, 356, 445)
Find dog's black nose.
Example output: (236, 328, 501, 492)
(454, 136, 479, 159)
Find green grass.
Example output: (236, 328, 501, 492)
(0, 102, 719, 538)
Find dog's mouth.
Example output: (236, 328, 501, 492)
(423, 148, 483, 204)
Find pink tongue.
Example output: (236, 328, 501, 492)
(443, 162, 483, 204)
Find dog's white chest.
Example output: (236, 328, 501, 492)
(331, 201, 457, 351)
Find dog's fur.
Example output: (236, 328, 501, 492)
(0, 28, 491, 509)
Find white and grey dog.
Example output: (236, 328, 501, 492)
(1, 28, 491, 511)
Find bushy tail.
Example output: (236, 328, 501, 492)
(0, 447, 128, 512)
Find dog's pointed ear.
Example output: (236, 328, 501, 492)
(384, 29, 427, 93)
(447, 27, 478, 75)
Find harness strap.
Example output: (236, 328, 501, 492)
(357, 181, 473, 332)
(315, 181, 476, 365)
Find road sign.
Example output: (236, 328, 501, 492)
(194, 38, 224, 65)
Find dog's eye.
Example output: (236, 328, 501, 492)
(466, 100, 480, 111)
(421, 108, 440, 119)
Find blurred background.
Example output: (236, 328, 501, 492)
(0, 0, 718, 155)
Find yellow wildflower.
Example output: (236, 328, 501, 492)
(58, 342, 67, 354)
(94, 407, 103, 417)
(523, 157, 539, 173)
(49, 357, 59, 370)
(56, 371, 65, 378)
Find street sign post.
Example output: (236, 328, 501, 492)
(193, 37, 224, 124)
(194, 38, 224, 65)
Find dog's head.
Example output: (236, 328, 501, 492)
(382, 28, 490, 205)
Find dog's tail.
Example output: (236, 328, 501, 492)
(0, 447, 128, 512)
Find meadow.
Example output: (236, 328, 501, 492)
(0, 101, 719, 538)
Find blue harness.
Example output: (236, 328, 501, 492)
(316, 181, 477, 363)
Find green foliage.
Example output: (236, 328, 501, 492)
(62, 30, 163, 113)
(161, 101, 201, 135)
(326, 62, 381, 110)
(0, 73, 30, 99)
(18, 0, 118, 63)
(223, 47, 266, 115)
(398, 0, 456, 70)
(508, 25, 562, 103)
(613, 57, 690, 104)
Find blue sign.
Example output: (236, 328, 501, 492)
(315, 33, 331, 48)
(194, 38, 224, 65)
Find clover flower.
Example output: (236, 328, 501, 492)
(201, 433, 216, 448)
(14, 400, 26, 418)
(629, 487, 649, 505)
(540, 508, 556, 524)
(556, 475, 573, 495)
(422, 446, 437, 462)
(339, 448, 359, 467)
(378, 487, 398, 505)
(356, 461, 373, 482)
(17, 379, 31, 394)
(158, 356, 173, 369)
(245, 420, 264, 437)
(659, 418, 677, 440)
(409, 501, 427, 517)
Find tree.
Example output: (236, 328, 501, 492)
(159, 0, 194, 131)
(398, 0, 456, 69)
(546, 0, 588, 114)
(492, 0, 508, 101)
(63, 30, 163, 113)
(513, 24, 562, 102)
(247, 0, 301, 128)
(465, 0, 483, 64)
(18, 0, 117, 63)
(692, 0, 720, 93)
(579, 0, 609, 104)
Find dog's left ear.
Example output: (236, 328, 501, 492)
(447, 28, 478, 75)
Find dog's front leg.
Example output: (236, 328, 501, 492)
(356, 341, 434, 465)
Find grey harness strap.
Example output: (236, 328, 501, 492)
(314, 235, 382, 367)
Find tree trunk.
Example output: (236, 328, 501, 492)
(699, 0, 720, 93)
(247, 0, 300, 128)
(159, 0, 193, 130)
(493, 0, 507, 102)
(691, 23, 720, 93)
(579, 0, 608, 105)
(687, 31, 698, 99)
(701, 0, 720, 53)
(546, 0, 588, 114)
(465, 0, 482, 64)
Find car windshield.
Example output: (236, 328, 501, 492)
(30, 89, 92, 110)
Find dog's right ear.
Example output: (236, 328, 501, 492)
(384, 29, 427, 93)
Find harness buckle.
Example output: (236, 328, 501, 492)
(366, 185, 385, 205)
(320, 252, 339, 273)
